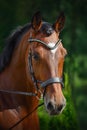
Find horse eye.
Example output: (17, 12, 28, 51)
(32, 52, 40, 61)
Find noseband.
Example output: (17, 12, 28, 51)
(28, 38, 64, 96)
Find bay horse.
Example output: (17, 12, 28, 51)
(0, 12, 67, 130)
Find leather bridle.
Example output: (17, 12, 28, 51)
(28, 38, 64, 97)
(0, 38, 64, 99)
(28, 38, 64, 98)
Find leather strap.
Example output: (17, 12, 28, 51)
(40, 77, 64, 88)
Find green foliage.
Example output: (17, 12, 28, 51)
(38, 74, 79, 130)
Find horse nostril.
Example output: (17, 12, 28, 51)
(47, 102, 54, 111)
(57, 104, 63, 111)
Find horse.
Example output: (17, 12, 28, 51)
(0, 12, 67, 130)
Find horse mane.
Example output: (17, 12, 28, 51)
(0, 22, 54, 73)
(0, 23, 31, 73)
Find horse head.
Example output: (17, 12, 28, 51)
(25, 12, 67, 115)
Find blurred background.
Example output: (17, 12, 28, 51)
(0, 0, 87, 130)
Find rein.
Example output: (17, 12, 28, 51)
(9, 103, 44, 130)
(0, 90, 37, 96)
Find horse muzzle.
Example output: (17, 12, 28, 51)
(41, 78, 66, 115)
(45, 99, 66, 115)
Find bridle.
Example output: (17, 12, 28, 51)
(0, 38, 64, 130)
(0, 38, 64, 98)
(28, 38, 64, 97)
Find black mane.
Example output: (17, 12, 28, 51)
(0, 24, 31, 73)
(0, 22, 54, 73)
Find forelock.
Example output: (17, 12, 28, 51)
(40, 22, 54, 36)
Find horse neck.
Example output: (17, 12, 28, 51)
(0, 45, 28, 91)
(0, 36, 37, 104)
(15, 40, 39, 110)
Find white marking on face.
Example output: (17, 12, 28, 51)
(48, 43, 58, 54)
(48, 42, 58, 60)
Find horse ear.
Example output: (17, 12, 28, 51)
(31, 11, 42, 31)
(53, 12, 65, 32)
